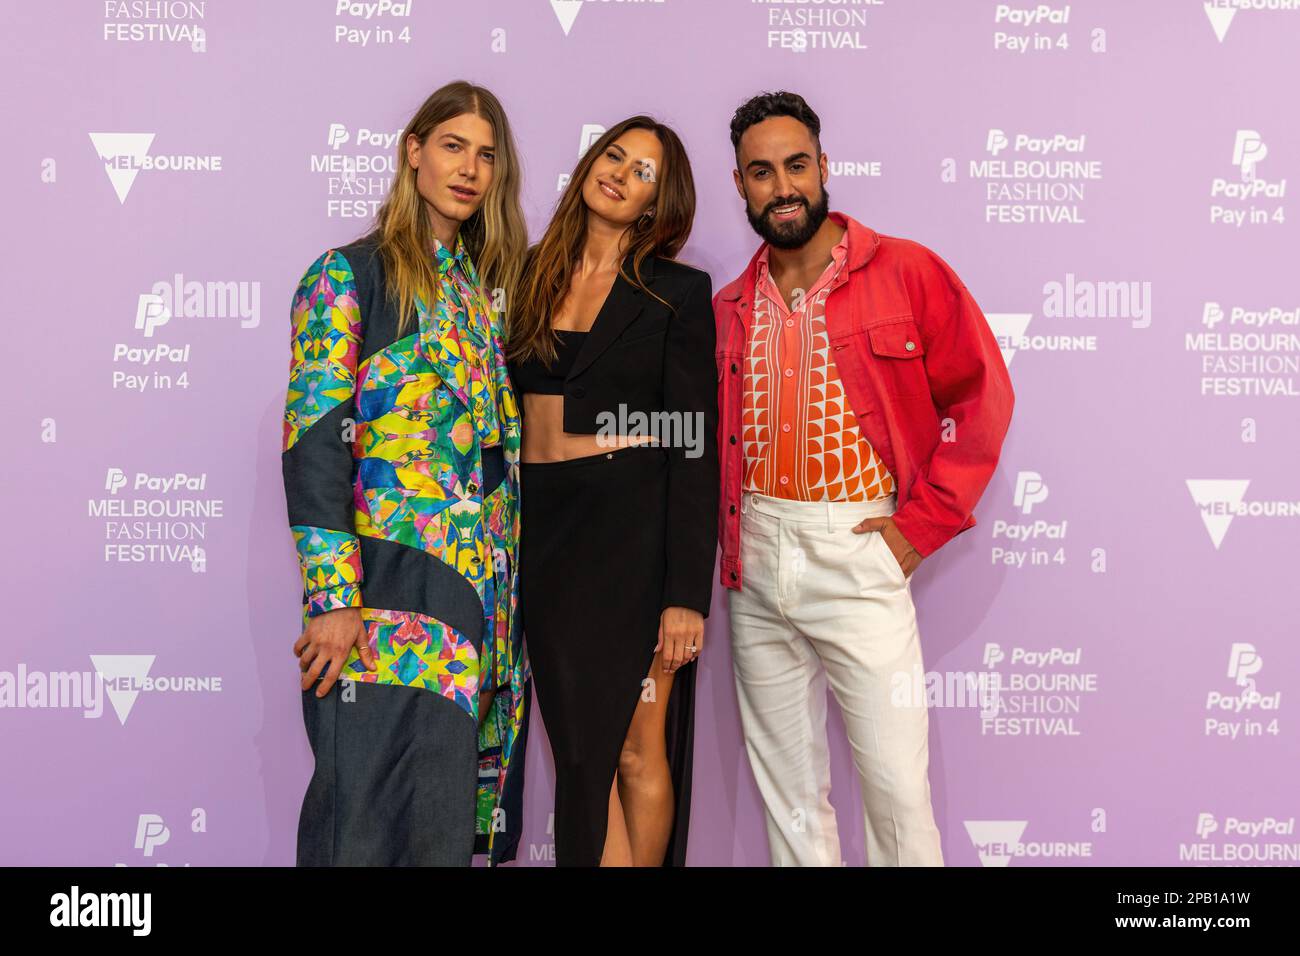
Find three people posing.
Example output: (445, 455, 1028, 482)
(282, 82, 1012, 866)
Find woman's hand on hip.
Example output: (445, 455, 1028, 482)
(656, 606, 704, 674)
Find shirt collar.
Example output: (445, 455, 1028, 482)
(432, 233, 469, 277)
(756, 211, 850, 278)
(756, 211, 850, 283)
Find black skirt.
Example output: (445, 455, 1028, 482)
(519, 443, 696, 866)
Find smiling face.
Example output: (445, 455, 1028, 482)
(733, 115, 830, 249)
(581, 127, 663, 227)
(405, 111, 496, 229)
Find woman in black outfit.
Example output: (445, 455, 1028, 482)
(506, 116, 718, 866)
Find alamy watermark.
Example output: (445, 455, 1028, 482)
(594, 404, 705, 459)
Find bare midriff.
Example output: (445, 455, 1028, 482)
(519, 393, 656, 463)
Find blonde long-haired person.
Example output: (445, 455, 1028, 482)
(506, 117, 719, 866)
(283, 81, 531, 866)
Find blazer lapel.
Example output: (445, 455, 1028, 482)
(566, 252, 654, 380)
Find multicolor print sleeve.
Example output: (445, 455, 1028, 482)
(282, 249, 365, 618)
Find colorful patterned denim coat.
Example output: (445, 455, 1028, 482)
(281, 232, 529, 865)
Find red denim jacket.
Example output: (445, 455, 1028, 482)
(713, 211, 1015, 591)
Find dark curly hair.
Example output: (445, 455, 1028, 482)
(728, 91, 822, 156)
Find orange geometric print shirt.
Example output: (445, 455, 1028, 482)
(742, 229, 896, 502)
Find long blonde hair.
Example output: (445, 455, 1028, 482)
(506, 116, 695, 366)
(366, 81, 528, 336)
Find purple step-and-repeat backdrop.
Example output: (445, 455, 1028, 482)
(4, 0, 1297, 866)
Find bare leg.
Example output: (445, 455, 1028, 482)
(612, 651, 677, 866)
(599, 777, 634, 866)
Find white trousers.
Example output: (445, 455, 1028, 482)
(727, 491, 945, 866)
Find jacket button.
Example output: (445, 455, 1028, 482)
(729, 435, 737, 445)
(471, 556, 482, 564)
(572, 385, 586, 398)
(904, 341, 916, 351)
(729, 505, 736, 515)
(729, 571, 737, 581)
(467, 483, 478, 494)
(730, 363, 738, 374)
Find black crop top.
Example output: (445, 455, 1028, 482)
(509, 329, 588, 396)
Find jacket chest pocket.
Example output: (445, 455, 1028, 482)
(862, 317, 929, 398)
(716, 350, 741, 383)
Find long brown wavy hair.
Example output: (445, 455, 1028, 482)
(365, 81, 528, 337)
(506, 116, 695, 366)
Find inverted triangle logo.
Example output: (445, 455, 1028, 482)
(1186, 479, 1250, 549)
(89, 132, 155, 204)
(964, 820, 1029, 867)
(551, 0, 582, 35)
(89, 654, 156, 725)
(1204, 2, 1237, 42)
(984, 313, 1033, 367)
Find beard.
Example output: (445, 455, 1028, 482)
(745, 184, 830, 250)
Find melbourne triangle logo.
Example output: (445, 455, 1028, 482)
(551, 0, 582, 36)
(1203, 2, 1237, 42)
(984, 313, 1033, 367)
(89, 654, 156, 725)
(89, 132, 155, 204)
(964, 820, 1029, 867)
(1185, 479, 1249, 549)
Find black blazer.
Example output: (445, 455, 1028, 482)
(515, 252, 719, 616)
